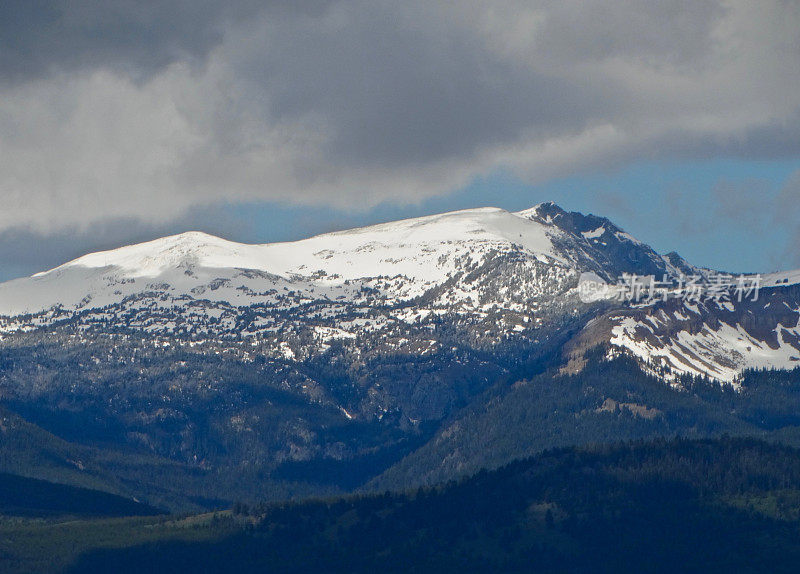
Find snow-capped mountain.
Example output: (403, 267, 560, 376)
(3, 202, 800, 509)
(0, 206, 563, 317)
(0, 202, 798, 388)
(0, 206, 587, 373)
(0, 202, 687, 319)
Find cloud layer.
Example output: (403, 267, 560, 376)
(1, 0, 799, 233)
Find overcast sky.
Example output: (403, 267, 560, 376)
(1, 0, 799, 280)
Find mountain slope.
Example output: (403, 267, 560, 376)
(0, 472, 160, 517)
(1, 202, 799, 508)
(369, 351, 800, 491)
(566, 282, 800, 383)
(62, 438, 800, 574)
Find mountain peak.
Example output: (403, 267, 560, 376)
(163, 230, 228, 243)
(514, 201, 565, 221)
(518, 202, 621, 235)
(43, 230, 245, 278)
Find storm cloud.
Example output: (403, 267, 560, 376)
(1, 0, 799, 232)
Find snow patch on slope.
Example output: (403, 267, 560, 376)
(610, 314, 800, 384)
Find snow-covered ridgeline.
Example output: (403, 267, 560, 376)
(0, 207, 569, 319)
(1, 201, 799, 385)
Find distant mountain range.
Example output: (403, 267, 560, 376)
(0, 202, 798, 510)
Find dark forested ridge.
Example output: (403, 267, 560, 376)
(371, 352, 800, 490)
(0, 472, 160, 518)
(3, 344, 800, 512)
(55, 437, 800, 574)
(3, 337, 800, 572)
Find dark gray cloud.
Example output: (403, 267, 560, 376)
(0, 1, 328, 81)
(251, 8, 612, 167)
(0, 0, 798, 234)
